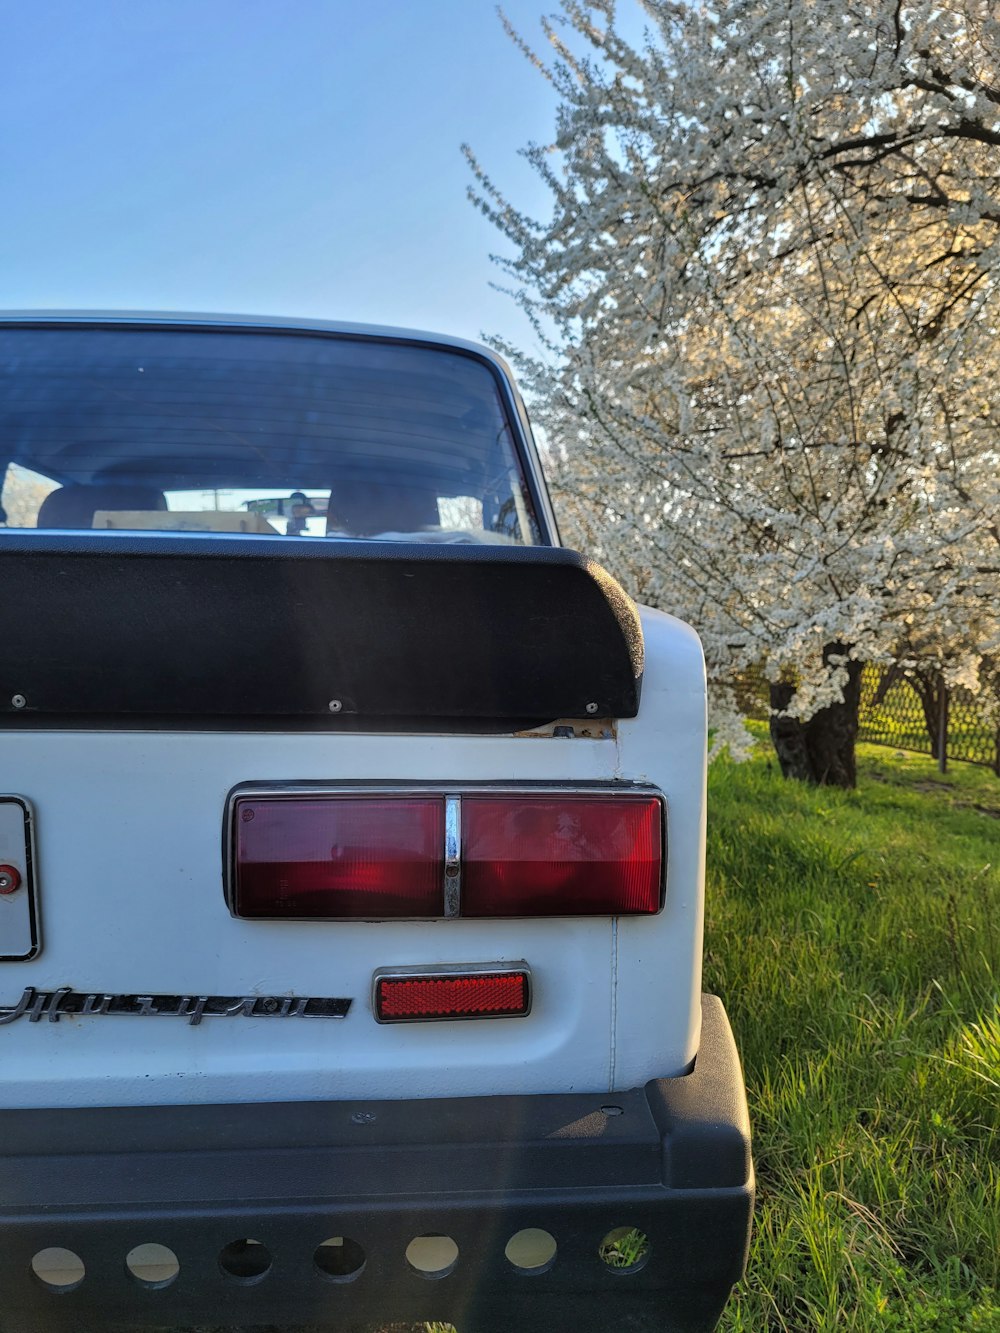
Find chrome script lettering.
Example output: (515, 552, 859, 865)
(0, 987, 351, 1025)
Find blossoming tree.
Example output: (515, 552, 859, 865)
(469, 0, 1000, 785)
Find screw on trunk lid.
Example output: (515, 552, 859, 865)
(10, 694, 26, 710)
(328, 699, 343, 713)
(0, 865, 22, 894)
(585, 701, 600, 714)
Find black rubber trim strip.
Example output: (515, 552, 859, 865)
(0, 533, 643, 728)
(0, 996, 751, 1333)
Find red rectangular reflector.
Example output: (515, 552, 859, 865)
(461, 795, 663, 917)
(375, 969, 530, 1021)
(233, 797, 444, 918)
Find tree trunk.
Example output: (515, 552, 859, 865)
(905, 667, 946, 760)
(768, 646, 864, 788)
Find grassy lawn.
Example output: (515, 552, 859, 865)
(707, 738, 999, 1331)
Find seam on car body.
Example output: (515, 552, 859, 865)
(609, 916, 619, 1091)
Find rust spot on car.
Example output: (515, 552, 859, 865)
(513, 718, 616, 739)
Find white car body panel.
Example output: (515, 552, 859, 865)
(0, 606, 705, 1109)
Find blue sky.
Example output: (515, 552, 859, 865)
(0, 1, 631, 356)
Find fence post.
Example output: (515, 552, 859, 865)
(937, 677, 949, 776)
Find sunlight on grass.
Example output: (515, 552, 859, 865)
(708, 740, 999, 1331)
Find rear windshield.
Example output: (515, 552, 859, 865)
(0, 326, 542, 545)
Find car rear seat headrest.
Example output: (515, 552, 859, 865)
(36, 485, 168, 529)
(325, 479, 440, 536)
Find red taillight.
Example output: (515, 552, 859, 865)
(375, 968, 530, 1021)
(229, 790, 664, 920)
(233, 797, 444, 919)
(461, 795, 663, 916)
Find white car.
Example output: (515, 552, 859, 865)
(0, 313, 752, 1331)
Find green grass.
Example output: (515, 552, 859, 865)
(707, 735, 999, 1332)
(597, 1226, 650, 1271)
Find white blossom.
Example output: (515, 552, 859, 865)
(470, 1, 1000, 752)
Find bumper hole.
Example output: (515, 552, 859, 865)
(505, 1227, 557, 1274)
(218, 1238, 271, 1283)
(405, 1233, 459, 1279)
(314, 1235, 366, 1282)
(125, 1242, 179, 1289)
(31, 1247, 85, 1292)
(599, 1227, 650, 1274)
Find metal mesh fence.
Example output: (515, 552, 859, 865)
(733, 664, 1000, 774)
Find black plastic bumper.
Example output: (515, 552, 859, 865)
(0, 995, 752, 1333)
